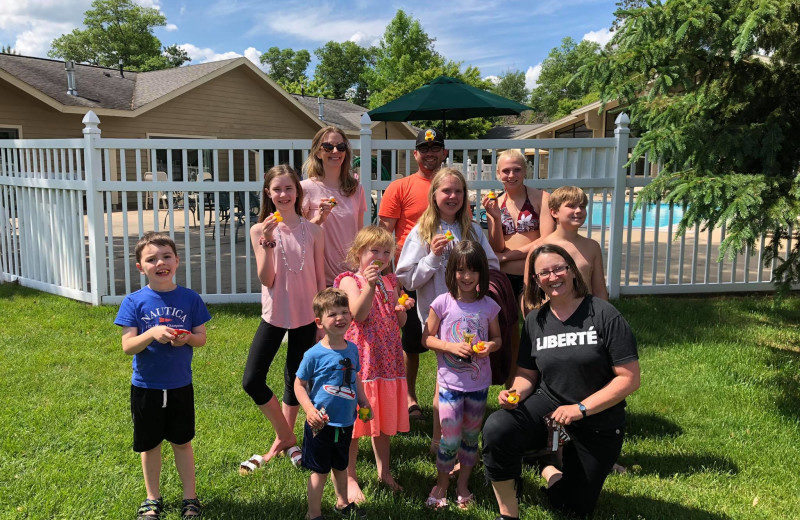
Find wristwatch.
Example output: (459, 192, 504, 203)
(578, 402, 587, 418)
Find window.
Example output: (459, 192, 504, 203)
(0, 127, 20, 139)
(555, 122, 593, 139)
(148, 135, 216, 180)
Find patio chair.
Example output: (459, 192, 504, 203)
(211, 191, 231, 238)
(234, 191, 261, 243)
(143, 171, 169, 210)
(188, 172, 213, 228)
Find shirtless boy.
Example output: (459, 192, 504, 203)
(526, 186, 608, 312)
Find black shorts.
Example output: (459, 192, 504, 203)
(401, 290, 426, 355)
(131, 384, 195, 453)
(505, 273, 525, 302)
(301, 421, 353, 474)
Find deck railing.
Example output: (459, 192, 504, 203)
(0, 111, 791, 304)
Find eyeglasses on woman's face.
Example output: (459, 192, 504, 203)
(535, 264, 569, 280)
(320, 142, 348, 152)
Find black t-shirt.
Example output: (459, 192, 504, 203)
(518, 295, 638, 429)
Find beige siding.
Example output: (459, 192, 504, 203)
(101, 68, 321, 139)
(0, 80, 85, 138)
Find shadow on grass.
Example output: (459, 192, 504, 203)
(626, 411, 683, 440)
(768, 348, 800, 423)
(202, 496, 307, 520)
(598, 492, 732, 520)
(623, 452, 738, 477)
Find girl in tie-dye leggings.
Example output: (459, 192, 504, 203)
(421, 240, 503, 509)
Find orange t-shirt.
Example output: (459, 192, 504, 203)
(378, 173, 431, 259)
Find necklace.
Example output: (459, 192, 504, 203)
(276, 217, 306, 273)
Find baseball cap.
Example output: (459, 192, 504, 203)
(415, 128, 445, 148)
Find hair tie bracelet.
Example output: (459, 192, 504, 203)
(259, 237, 276, 248)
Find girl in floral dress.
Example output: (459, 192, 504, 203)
(334, 226, 415, 503)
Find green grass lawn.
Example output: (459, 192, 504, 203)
(1, 283, 798, 519)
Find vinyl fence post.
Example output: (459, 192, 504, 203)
(607, 113, 630, 299)
(360, 113, 373, 227)
(83, 111, 107, 305)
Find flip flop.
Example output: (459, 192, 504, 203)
(456, 493, 474, 509)
(286, 445, 302, 467)
(238, 454, 265, 475)
(408, 404, 425, 421)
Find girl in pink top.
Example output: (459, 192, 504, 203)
(240, 165, 325, 474)
(302, 126, 367, 285)
(334, 226, 415, 503)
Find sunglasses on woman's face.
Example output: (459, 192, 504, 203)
(320, 142, 348, 152)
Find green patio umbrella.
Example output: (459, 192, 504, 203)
(367, 75, 533, 138)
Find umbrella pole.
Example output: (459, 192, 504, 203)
(442, 110, 447, 140)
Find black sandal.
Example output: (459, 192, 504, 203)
(136, 497, 163, 519)
(181, 497, 203, 519)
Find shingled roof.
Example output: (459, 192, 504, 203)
(0, 54, 239, 111)
(480, 124, 545, 140)
(290, 94, 368, 132)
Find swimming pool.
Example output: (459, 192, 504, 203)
(589, 201, 684, 228)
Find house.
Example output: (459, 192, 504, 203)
(0, 54, 415, 180)
(481, 100, 622, 141)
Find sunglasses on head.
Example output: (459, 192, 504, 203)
(320, 142, 348, 152)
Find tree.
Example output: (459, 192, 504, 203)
(259, 47, 311, 88)
(280, 77, 334, 99)
(1, 45, 18, 55)
(493, 70, 529, 104)
(48, 0, 189, 71)
(314, 41, 373, 105)
(365, 9, 442, 109)
(581, 0, 800, 290)
(529, 37, 601, 120)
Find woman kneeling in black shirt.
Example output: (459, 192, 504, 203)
(482, 244, 640, 519)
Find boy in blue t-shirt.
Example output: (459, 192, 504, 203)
(295, 288, 372, 520)
(114, 231, 211, 520)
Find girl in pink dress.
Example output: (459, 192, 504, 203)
(334, 226, 415, 503)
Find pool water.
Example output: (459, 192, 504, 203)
(590, 201, 684, 228)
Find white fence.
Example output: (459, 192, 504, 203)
(0, 111, 790, 305)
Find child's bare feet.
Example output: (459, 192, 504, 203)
(378, 473, 403, 492)
(263, 435, 297, 463)
(347, 476, 366, 504)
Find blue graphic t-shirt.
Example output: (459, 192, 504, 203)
(115, 285, 211, 389)
(296, 341, 361, 427)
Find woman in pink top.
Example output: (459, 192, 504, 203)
(302, 126, 367, 285)
(239, 164, 325, 474)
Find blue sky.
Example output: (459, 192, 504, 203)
(0, 0, 619, 90)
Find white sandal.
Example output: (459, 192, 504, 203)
(286, 445, 302, 467)
(238, 454, 265, 475)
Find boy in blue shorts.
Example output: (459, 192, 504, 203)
(295, 288, 372, 520)
(115, 231, 211, 520)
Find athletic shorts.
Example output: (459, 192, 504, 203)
(505, 273, 525, 302)
(401, 290, 426, 355)
(301, 421, 353, 474)
(131, 384, 195, 453)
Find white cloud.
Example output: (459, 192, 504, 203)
(179, 5, 187, 16)
(0, 1, 88, 57)
(165, 23, 178, 31)
(243, 46, 265, 70)
(485, 75, 500, 85)
(525, 64, 542, 90)
(180, 44, 266, 69)
(583, 27, 613, 47)
(180, 43, 241, 63)
(133, 0, 161, 9)
(248, 5, 386, 45)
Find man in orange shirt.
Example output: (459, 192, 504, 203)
(378, 128, 447, 421)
